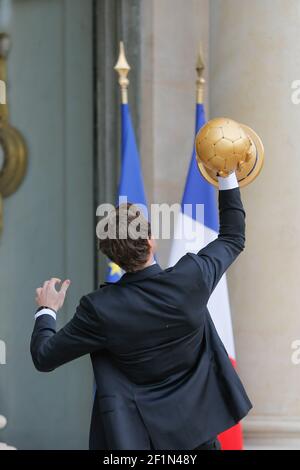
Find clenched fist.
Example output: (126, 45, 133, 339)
(35, 278, 71, 312)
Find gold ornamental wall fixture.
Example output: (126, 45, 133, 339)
(0, 32, 27, 236)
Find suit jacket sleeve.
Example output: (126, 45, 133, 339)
(30, 295, 106, 372)
(188, 187, 245, 296)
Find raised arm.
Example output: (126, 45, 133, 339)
(190, 173, 245, 296)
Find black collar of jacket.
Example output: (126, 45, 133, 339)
(118, 263, 163, 284)
(99, 264, 163, 288)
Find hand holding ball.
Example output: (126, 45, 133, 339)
(195, 118, 264, 187)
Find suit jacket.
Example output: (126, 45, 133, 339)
(31, 187, 252, 450)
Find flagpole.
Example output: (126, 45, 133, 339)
(114, 41, 131, 104)
(196, 43, 205, 105)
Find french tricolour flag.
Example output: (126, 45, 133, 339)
(168, 103, 244, 450)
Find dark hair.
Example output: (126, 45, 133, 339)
(98, 203, 152, 272)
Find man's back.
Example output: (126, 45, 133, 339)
(87, 253, 252, 449)
(91, 258, 208, 385)
(31, 185, 252, 449)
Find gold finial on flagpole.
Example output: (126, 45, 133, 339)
(196, 43, 205, 104)
(114, 41, 131, 104)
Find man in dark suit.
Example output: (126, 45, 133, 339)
(31, 173, 252, 450)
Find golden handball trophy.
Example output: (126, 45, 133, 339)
(195, 118, 264, 187)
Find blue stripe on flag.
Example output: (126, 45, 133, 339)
(119, 104, 148, 207)
(181, 103, 218, 232)
(106, 104, 148, 282)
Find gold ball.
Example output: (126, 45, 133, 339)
(195, 118, 251, 178)
(195, 117, 264, 187)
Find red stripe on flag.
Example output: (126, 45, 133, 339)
(217, 357, 244, 450)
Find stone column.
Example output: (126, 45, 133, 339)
(210, 0, 300, 449)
